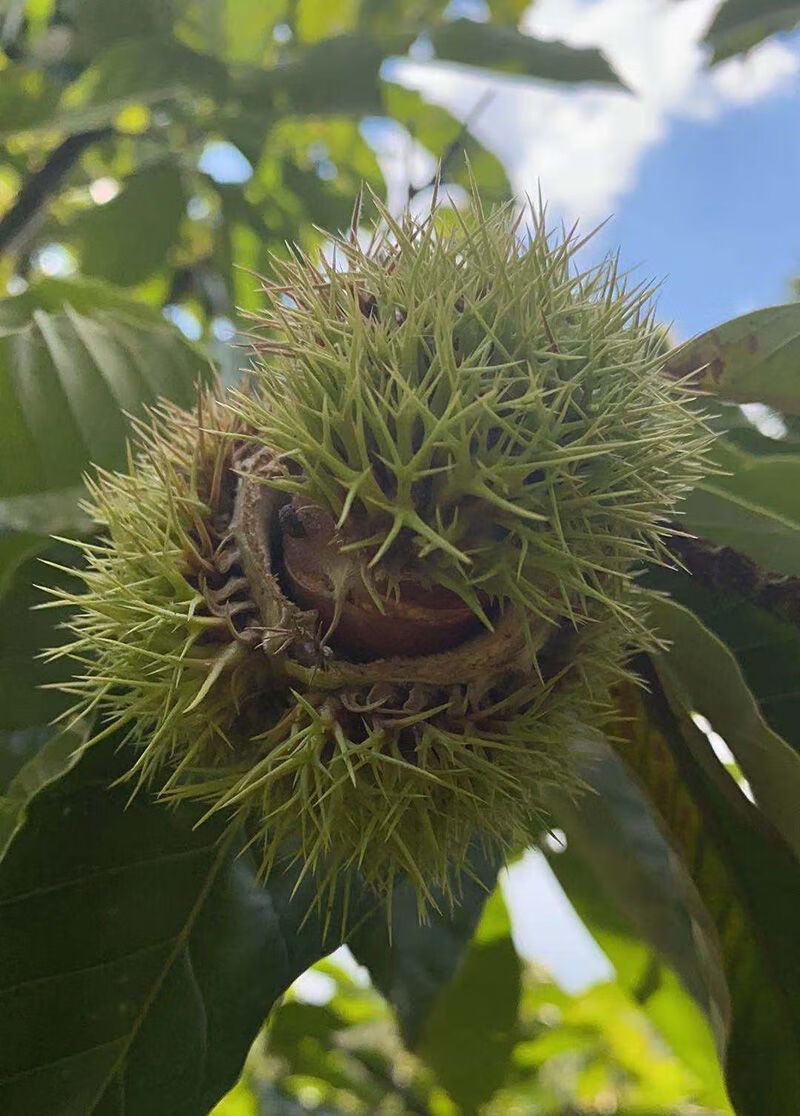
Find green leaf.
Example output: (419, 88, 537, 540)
(0, 278, 187, 325)
(703, 399, 800, 456)
(0, 724, 84, 858)
(218, 0, 286, 62)
(296, 0, 359, 41)
(646, 564, 800, 758)
(0, 530, 47, 602)
(357, 0, 446, 33)
(348, 844, 500, 1047)
(707, 438, 800, 521)
(545, 738, 728, 1034)
(68, 163, 186, 287)
(546, 861, 731, 1107)
(246, 35, 393, 116)
(267, 1002, 342, 1052)
(663, 304, 800, 414)
(536, 978, 710, 1109)
(415, 890, 521, 1114)
(546, 813, 731, 1111)
(0, 64, 60, 137)
(485, 0, 531, 26)
(0, 277, 208, 529)
(613, 664, 800, 1115)
(642, 969, 733, 1111)
(0, 540, 84, 731)
(704, 0, 800, 62)
(382, 81, 512, 201)
(429, 18, 624, 86)
(0, 726, 54, 795)
(59, 0, 180, 55)
(261, 116, 386, 229)
(264, 1000, 388, 1105)
(60, 37, 230, 130)
(679, 481, 800, 576)
(544, 743, 733, 1107)
(0, 745, 363, 1115)
(650, 595, 800, 858)
(0, 283, 208, 734)
(11, 0, 55, 37)
(0, 491, 91, 539)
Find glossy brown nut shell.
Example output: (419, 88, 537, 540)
(281, 498, 482, 659)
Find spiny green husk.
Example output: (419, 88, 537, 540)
(49, 193, 709, 916)
(235, 193, 706, 632)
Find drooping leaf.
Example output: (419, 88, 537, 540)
(546, 829, 731, 1110)
(0, 745, 366, 1115)
(703, 399, 800, 457)
(0, 724, 84, 858)
(0, 277, 208, 532)
(663, 304, 800, 414)
(348, 844, 500, 1047)
(415, 890, 521, 1114)
(612, 663, 800, 1115)
(0, 726, 54, 796)
(545, 737, 728, 1034)
(429, 18, 624, 86)
(68, 163, 186, 287)
(650, 595, 800, 857)
(381, 81, 512, 201)
(706, 438, 800, 521)
(646, 562, 800, 758)
(679, 481, 800, 576)
(704, 0, 800, 62)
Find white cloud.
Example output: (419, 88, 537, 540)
(388, 0, 800, 222)
(525, 0, 718, 108)
(708, 38, 800, 106)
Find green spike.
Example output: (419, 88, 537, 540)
(49, 192, 709, 920)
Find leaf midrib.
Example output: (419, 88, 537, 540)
(85, 830, 235, 1113)
(0, 841, 218, 910)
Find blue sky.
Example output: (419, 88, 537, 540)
(609, 87, 800, 338)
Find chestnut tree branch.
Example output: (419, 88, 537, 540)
(0, 126, 112, 256)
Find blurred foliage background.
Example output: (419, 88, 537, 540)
(212, 887, 731, 1116)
